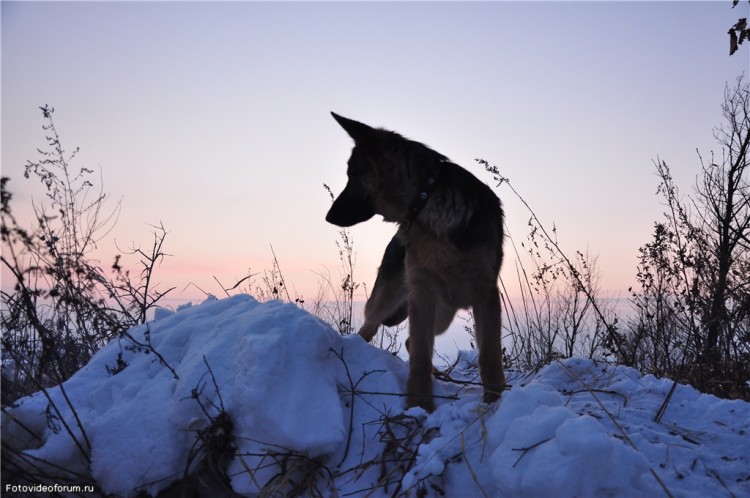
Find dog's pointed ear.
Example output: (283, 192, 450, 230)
(331, 112, 375, 143)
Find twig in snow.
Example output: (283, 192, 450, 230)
(461, 433, 489, 498)
(330, 346, 387, 467)
(120, 324, 179, 380)
(511, 437, 555, 468)
(180, 357, 236, 496)
(555, 359, 675, 498)
(561, 388, 629, 406)
(654, 380, 679, 423)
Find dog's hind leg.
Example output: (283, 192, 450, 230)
(473, 286, 506, 403)
(358, 235, 408, 342)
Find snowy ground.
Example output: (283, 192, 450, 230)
(3, 295, 749, 497)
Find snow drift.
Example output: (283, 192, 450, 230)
(3, 295, 749, 497)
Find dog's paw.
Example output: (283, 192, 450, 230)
(357, 324, 377, 343)
(406, 393, 436, 413)
(483, 385, 505, 404)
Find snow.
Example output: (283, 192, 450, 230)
(3, 295, 749, 497)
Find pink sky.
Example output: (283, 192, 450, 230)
(3, 1, 748, 314)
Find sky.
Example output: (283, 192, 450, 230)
(2, 1, 748, 315)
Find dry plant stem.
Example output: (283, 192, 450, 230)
(51, 378, 92, 460)
(269, 244, 292, 302)
(2, 107, 176, 405)
(2, 443, 95, 484)
(511, 436, 555, 468)
(562, 388, 629, 405)
(121, 326, 179, 380)
(330, 347, 358, 467)
(9, 358, 92, 464)
(654, 380, 679, 424)
(478, 158, 626, 361)
(460, 433, 489, 498)
(214, 272, 258, 298)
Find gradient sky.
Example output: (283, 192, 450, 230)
(2, 1, 748, 314)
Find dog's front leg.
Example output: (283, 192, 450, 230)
(358, 235, 408, 342)
(406, 271, 437, 411)
(473, 286, 506, 403)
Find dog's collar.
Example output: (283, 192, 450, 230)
(403, 162, 444, 229)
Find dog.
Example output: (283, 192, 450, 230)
(325, 113, 506, 411)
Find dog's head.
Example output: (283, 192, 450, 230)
(326, 112, 441, 227)
(325, 113, 379, 227)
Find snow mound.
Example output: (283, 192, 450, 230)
(3, 295, 749, 497)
